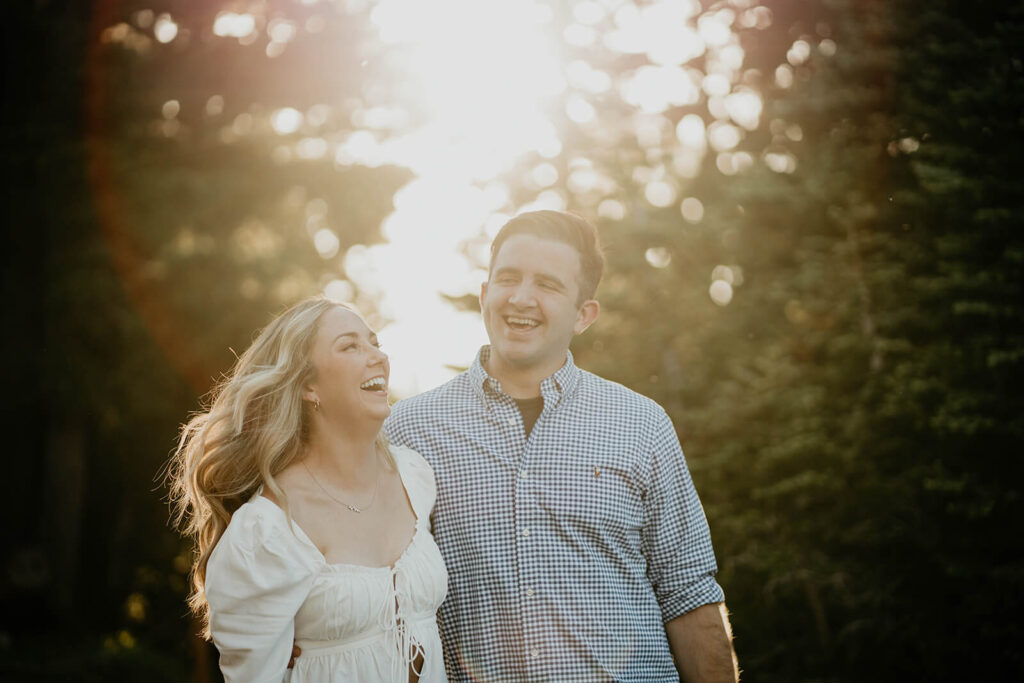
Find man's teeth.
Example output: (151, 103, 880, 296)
(506, 317, 539, 328)
(360, 377, 387, 390)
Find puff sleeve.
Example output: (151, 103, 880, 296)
(390, 446, 438, 525)
(205, 500, 318, 683)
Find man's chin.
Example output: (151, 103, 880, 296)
(492, 345, 553, 372)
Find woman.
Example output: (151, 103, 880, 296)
(167, 297, 448, 682)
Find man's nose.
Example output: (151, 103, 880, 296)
(508, 282, 536, 306)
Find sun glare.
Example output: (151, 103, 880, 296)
(331, 0, 570, 395)
(371, 0, 565, 179)
(315, 0, 750, 396)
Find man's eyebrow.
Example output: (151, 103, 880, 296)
(536, 273, 567, 289)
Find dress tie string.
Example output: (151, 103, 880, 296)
(373, 538, 426, 680)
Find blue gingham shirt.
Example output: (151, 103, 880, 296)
(384, 347, 724, 682)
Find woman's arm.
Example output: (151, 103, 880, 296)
(206, 503, 316, 682)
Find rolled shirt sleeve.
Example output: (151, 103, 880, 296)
(205, 501, 317, 683)
(642, 408, 725, 622)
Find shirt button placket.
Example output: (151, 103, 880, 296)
(516, 417, 541, 673)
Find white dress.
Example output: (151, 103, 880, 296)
(205, 445, 449, 683)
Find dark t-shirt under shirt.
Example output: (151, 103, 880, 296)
(514, 396, 544, 436)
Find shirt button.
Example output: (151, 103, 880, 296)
(507, 417, 517, 426)
(519, 470, 528, 479)
(522, 528, 531, 537)
(525, 588, 535, 597)
(530, 648, 539, 658)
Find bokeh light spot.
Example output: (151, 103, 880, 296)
(676, 114, 707, 149)
(296, 137, 329, 159)
(530, 163, 559, 188)
(645, 247, 672, 269)
(205, 95, 224, 117)
(765, 151, 798, 173)
(709, 280, 733, 306)
(154, 14, 178, 43)
(775, 64, 794, 88)
(681, 197, 705, 223)
(708, 121, 741, 151)
(645, 180, 677, 208)
(566, 96, 597, 124)
(213, 12, 256, 39)
(161, 100, 180, 120)
(711, 264, 735, 284)
(324, 279, 355, 303)
(724, 89, 762, 130)
(598, 199, 626, 221)
(787, 39, 812, 66)
(271, 108, 304, 135)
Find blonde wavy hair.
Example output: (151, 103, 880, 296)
(166, 296, 392, 636)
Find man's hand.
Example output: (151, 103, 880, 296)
(665, 602, 739, 682)
(287, 643, 302, 669)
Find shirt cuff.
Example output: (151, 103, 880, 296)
(659, 575, 726, 623)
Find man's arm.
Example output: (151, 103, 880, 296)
(666, 602, 739, 683)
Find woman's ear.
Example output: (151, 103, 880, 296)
(302, 381, 319, 404)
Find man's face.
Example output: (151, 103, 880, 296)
(480, 234, 598, 379)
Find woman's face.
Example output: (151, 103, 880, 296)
(305, 306, 390, 429)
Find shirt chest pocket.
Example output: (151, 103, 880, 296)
(534, 454, 645, 535)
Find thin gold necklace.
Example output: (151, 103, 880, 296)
(302, 459, 380, 513)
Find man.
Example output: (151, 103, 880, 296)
(385, 210, 738, 682)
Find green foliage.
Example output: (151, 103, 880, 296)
(2, 1, 408, 679)
(566, 0, 1024, 679)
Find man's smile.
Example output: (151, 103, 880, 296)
(504, 315, 541, 331)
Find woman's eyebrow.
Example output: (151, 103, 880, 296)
(493, 266, 522, 276)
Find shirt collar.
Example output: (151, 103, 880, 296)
(469, 346, 581, 407)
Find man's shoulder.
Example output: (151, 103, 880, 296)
(389, 371, 475, 418)
(385, 372, 478, 449)
(575, 367, 668, 418)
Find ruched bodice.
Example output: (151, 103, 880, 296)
(206, 446, 449, 683)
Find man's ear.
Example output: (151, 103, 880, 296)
(573, 299, 600, 335)
(479, 281, 488, 311)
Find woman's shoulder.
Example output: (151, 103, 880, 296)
(215, 497, 283, 552)
(389, 444, 438, 515)
(212, 495, 316, 570)
(390, 444, 436, 479)
(206, 495, 321, 609)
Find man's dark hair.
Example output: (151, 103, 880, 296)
(489, 210, 605, 304)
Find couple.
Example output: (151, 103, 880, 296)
(169, 211, 739, 682)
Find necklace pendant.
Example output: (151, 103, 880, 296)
(346, 504, 362, 513)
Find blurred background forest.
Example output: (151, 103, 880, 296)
(2, 0, 1023, 681)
